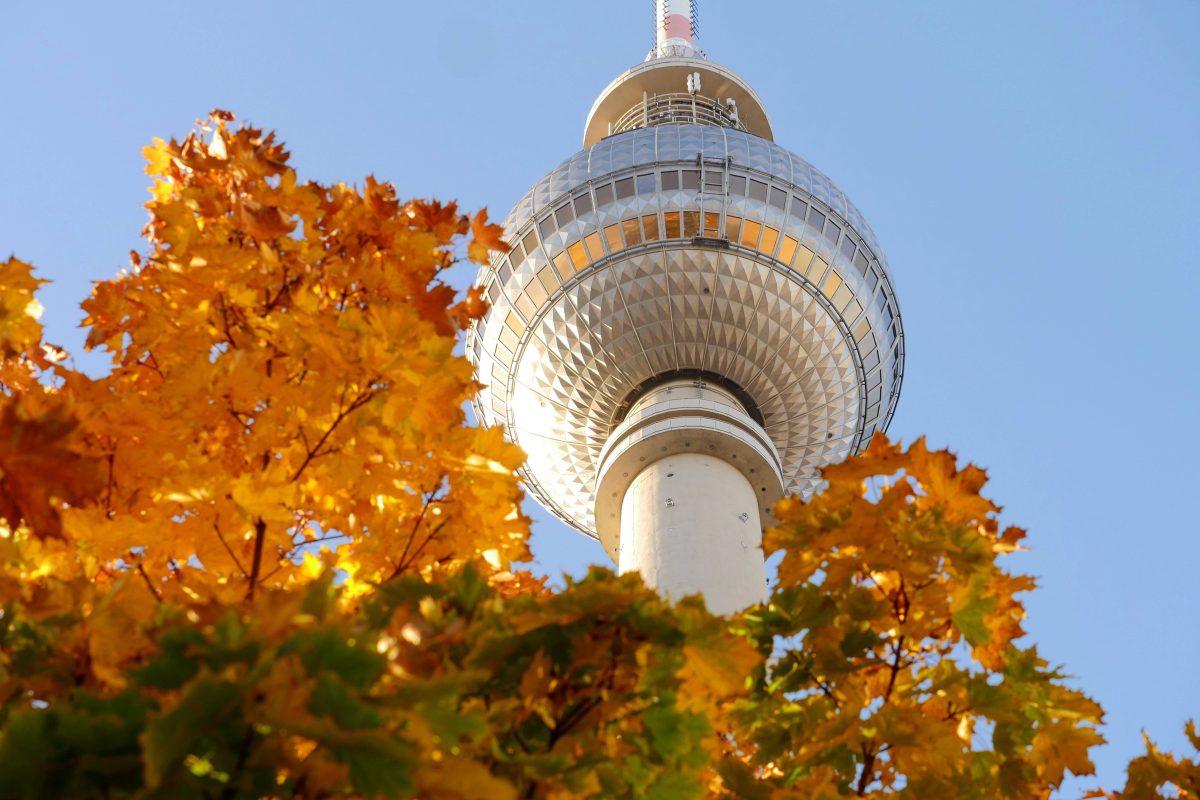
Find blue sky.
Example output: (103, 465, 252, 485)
(2, 1, 1197, 792)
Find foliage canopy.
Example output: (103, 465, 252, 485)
(0, 114, 1193, 799)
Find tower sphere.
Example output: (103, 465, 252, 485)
(467, 10, 904, 579)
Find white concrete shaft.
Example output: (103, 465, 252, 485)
(618, 451, 767, 615)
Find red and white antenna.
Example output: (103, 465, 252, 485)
(650, 0, 702, 59)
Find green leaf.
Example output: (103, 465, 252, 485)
(133, 627, 206, 689)
(309, 674, 380, 730)
(287, 626, 385, 689)
(142, 677, 243, 788)
(952, 573, 996, 647)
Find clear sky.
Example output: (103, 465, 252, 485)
(2, 1, 1197, 792)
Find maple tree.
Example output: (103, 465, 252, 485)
(0, 112, 1194, 798)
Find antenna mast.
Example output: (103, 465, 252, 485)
(650, 0, 702, 59)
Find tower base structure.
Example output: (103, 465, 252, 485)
(595, 380, 784, 614)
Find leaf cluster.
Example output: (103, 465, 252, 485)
(0, 112, 1189, 798)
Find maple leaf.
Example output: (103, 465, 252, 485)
(0, 397, 104, 539)
(467, 207, 509, 265)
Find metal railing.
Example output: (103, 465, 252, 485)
(612, 92, 747, 135)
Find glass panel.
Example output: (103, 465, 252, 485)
(595, 182, 615, 206)
(537, 265, 560, 293)
(604, 223, 623, 252)
(487, 282, 501, 303)
(522, 230, 539, 258)
(725, 215, 742, 241)
(584, 231, 603, 260)
(790, 197, 807, 221)
(740, 219, 762, 248)
(821, 270, 843, 298)
(769, 187, 787, 210)
(795, 244, 815, 274)
(778, 235, 798, 265)
(622, 217, 642, 245)
(832, 283, 853, 312)
(526, 278, 548, 306)
(703, 212, 720, 237)
(703, 169, 723, 191)
(554, 203, 574, 227)
(568, 241, 589, 269)
(760, 226, 779, 255)
(636, 173, 656, 194)
(729, 175, 747, 195)
(854, 250, 870, 275)
(806, 254, 828, 283)
(491, 365, 508, 387)
(615, 177, 635, 199)
(573, 192, 593, 216)
(499, 323, 519, 351)
(515, 292, 538, 320)
(664, 211, 681, 238)
(682, 170, 700, 190)
(506, 310, 526, 336)
(682, 210, 700, 237)
(853, 318, 872, 342)
(538, 215, 555, 238)
(553, 251, 574, 279)
(749, 179, 768, 202)
(825, 220, 842, 243)
(808, 207, 826, 231)
(845, 298, 864, 323)
(661, 170, 680, 190)
(499, 260, 513, 284)
(508, 241, 526, 269)
(494, 340, 512, 366)
(641, 214, 660, 241)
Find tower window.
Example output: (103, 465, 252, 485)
(725, 215, 742, 241)
(636, 173, 657, 194)
(661, 170, 680, 190)
(761, 225, 779, 255)
(622, 217, 642, 245)
(790, 197, 808, 221)
(603, 223, 623, 252)
(508, 240, 526, 268)
(808, 207, 826, 232)
(740, 219, 762, 248)
(615, 177, 635, 199)
(641, 214, 660, 241)
(664, 211, 681, 238)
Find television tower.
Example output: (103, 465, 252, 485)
(467, 0, 904, 613)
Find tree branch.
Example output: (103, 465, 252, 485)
(247, 516, 266, 602)
(288, 388, 376, 482)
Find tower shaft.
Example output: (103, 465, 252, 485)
(597, 379, 782, 613)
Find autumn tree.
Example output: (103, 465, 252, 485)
(0, 113, 1193, 798)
